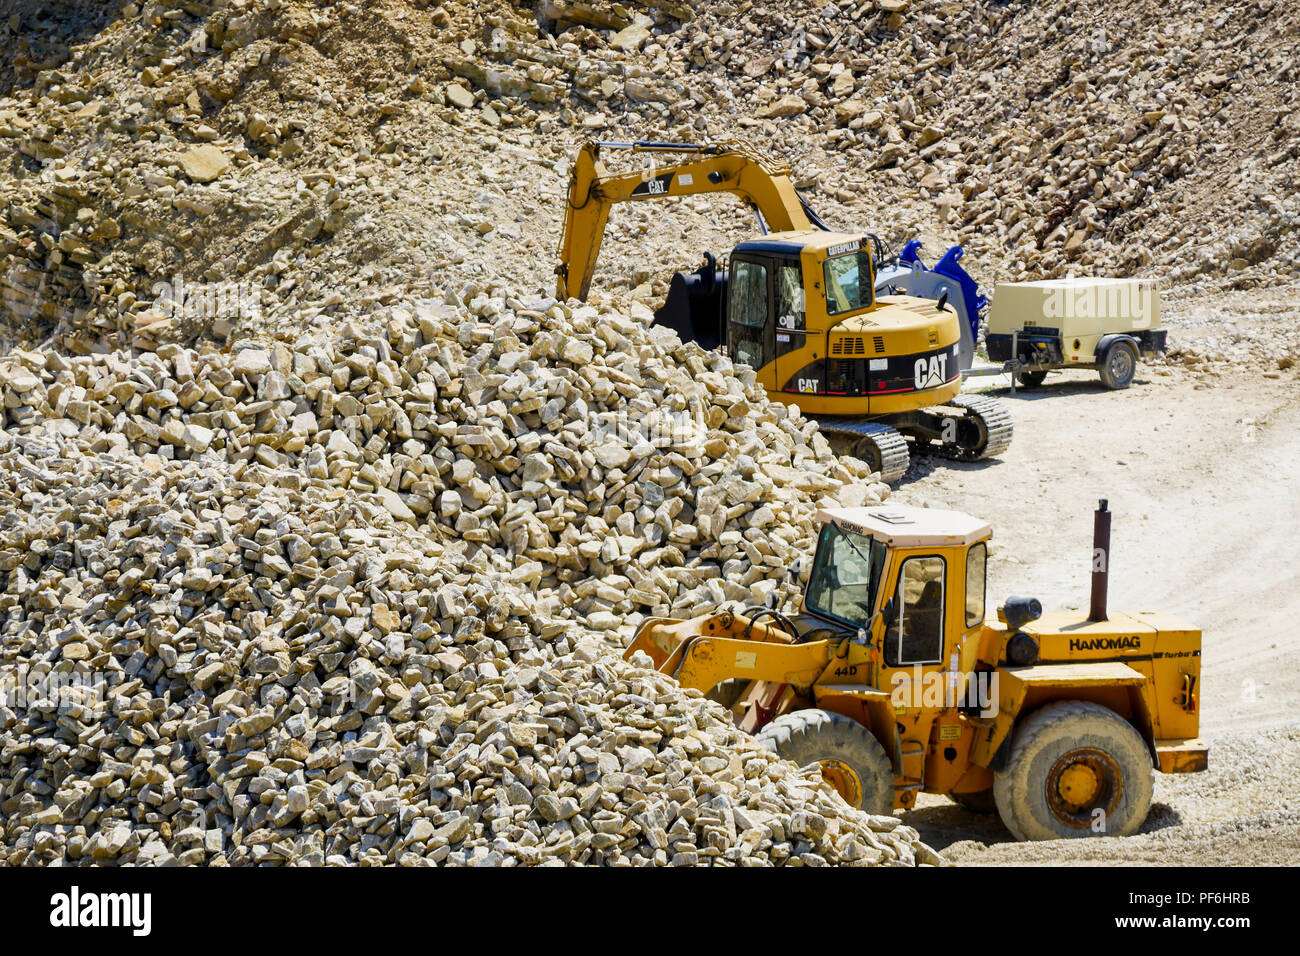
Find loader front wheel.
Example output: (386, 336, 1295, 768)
(993, 701, 1153, 841)
(756, 709, 893, 814)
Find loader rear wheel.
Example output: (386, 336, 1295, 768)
(993, 701, 1153, 841)
(756, 709, 893, 814)
(950, 788, 997, 813)
(1099, 340, 1138, 389)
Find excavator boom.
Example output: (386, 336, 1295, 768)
(556, 140, 814, 301)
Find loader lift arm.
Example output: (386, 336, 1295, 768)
(555, 140, 817, 301)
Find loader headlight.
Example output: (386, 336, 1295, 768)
(1006, 631, 1040, 667)
(1000, 595, 1042, 630)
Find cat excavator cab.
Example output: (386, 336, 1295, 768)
(555, 140, 1012, 482)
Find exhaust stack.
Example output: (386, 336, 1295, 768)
(1089, 499, 1111, 622)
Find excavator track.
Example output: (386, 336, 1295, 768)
(815, 420, 911, 484)
(928, 394, 1014, 462)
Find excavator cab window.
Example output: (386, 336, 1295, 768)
(804, 523, 886, 630)
(774, 261, 806, 358)
(727, 258, 771, 371)
(823, 248, 874, 316)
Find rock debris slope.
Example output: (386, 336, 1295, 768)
(0, 292, 935, 865)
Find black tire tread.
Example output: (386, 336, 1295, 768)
(993, 700, 1152, 841)
(756, 709, 894, 814)
(1099, 340, 1138, 389)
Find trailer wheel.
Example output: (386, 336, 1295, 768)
(994, 701, 1153, 841)
(1098, 340, 1138, 389)
(1017, 370, 1047, 388)
(950, 788, 997, 813)
(756, 709, 894, 814)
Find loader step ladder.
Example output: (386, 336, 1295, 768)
(896, 739, 927, 806)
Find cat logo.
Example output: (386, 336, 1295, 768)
(633, 173, 673, 197)
(913, 354, 948, 389)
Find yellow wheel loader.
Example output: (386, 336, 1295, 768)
(556, 140, 1012, 483)
(624, 501, 1207, 840)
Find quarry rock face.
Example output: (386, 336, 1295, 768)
(0, 0, 1296, 354)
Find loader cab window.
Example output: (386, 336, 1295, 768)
(728, 259, 769, 371)
(805, 523, 887, 630)
(823, 248, 874, 316)
(894, 556, 945, 665)
(965, 542, 987, 627)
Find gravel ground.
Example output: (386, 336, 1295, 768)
(913, 724, 1300, 865)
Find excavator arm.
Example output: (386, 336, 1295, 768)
(555, 140, 816, 301)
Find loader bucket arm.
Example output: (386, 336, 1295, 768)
(624, 609, 833, 694)
(673, 636, 833, 692)
(556, 140, 814, 302)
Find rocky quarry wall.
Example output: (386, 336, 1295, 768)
(1, 0, 1296, 351)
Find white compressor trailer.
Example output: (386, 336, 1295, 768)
(982, 277, 1166, 390)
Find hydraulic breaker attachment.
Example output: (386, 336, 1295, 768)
(875, 240, 986, 371)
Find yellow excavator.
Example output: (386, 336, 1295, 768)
(625, 500, 1207, 840)
(556, 140, 1012, 482)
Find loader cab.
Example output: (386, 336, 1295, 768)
(803, 506, 991, 673)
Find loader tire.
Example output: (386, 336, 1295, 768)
(1098, 340, 1138, 389)
(950, 788, 997, 813)
(756, 709, 893, 814)
(993, 701, 1153, 841)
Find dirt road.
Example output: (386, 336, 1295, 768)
(888, 359, 1300, 864)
